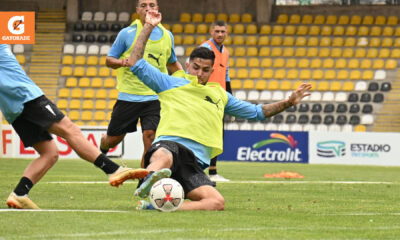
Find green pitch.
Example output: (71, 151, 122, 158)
(1, 158, 400, 239)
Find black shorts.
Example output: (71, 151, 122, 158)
(107, 100, 160, 136)
(12, 95, 65, 147)
(144, 140, 214, 196)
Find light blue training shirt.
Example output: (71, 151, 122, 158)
(0, 44, 43, 123)
(131, 59, 265, 168)
(108, 24, 178, 102)
(200, 38, 230, 83)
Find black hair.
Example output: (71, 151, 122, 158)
(212, 20, 227, 28)
(189, 47, 215, 65)
(137, 0, 158, 6)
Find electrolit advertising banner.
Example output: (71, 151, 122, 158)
(219, 131, 309, 163)
(309, 131, 400, 166)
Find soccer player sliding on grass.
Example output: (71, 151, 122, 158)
(124, 11, 312, 210)
(0, 44, 149, 209)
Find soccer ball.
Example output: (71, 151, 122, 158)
(149, 178, 184, 212)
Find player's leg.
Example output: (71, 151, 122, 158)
(181, 185, 225, 211)
(208, 119, 229, 182)
(139, 100, 160, 168)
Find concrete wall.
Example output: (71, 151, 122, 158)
(0, 0, 66, 11)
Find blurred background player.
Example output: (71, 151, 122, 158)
(100, 0, 183, 168)
(0, 44, 148, 209)
(120, 11, 312, 210)
(200, 20, 231, 182)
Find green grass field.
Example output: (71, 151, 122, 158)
(1, 158, 399, 240)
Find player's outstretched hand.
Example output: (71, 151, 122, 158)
(145, 10, 162, 27)
(288, 83, 312, 106)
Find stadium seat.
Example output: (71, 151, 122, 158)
(78, 77, 90, 88)
(289, 14, 300, 24)
(360, 93, 371, 102)
(86, 67, 97, 77)
(241, 13, 252, 23)
(387, 15, 398, 25)
(192, 13, 203, 23)
(82, 100, 93, 110)
(229, 13, 240, 23)
(234, 90, 246, 100)
(373, 93, 384, 103)
(100, 45, 110, 55)
(184, 24, 195, 34)
(97, 35, 108, 43)
(109, 89, 118, 99)
(87, 45, 99, 55)
(118, 12, 130, 22)
(58, 88, 70, 98)
(311, 115, 322, 124)
(296, 26, 308, 35)
(216, 13, 228, 22)
(362, 104, 373, 114)
(69, 99, 81, 109)
(203, 13, 215, 23)
(93, 11, 105, 21)
(72, 33, 83, 42)
(337, 15, 349, 25)
(277, 14, 288, 24)
(68, 110, 80, 121)
(81, 11, 92, 21)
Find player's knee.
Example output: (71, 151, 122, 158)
(210, 196, 225, 211)
(45, 149, 59, 165)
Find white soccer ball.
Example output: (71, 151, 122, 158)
(149, 178, 184, 212)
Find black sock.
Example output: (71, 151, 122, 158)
(209, 169, 217, 175)
(94, 154, 120, 174)
(14, 177, 33, 196)
(100, 147, 109, 155)
(209, 157, 218, 175)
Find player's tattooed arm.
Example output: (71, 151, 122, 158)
(261, 83, 312, 118)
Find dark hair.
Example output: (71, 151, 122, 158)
(137, 0, 158, 6)
(189, 47, 215, 65)
(212, 20, 227, 28)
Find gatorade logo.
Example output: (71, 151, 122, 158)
(0, 12, 35, 44)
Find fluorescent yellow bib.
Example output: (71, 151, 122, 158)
(117, 20, 172, 95)
(156, 71, 228, 158)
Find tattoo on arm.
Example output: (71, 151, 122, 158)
(129, 24, 154, 65)
(262, 100, 292, 118)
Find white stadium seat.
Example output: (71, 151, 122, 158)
(63, 44, 75, 54)
(94, 11, 105, 21)
(316, 124, 328, 131)
(234, 90, 247, 100)
(259, 90, 271, 101)
(322, 92, 334, 102)
(334, 92, 347, 102)
(309, 91, 322, 102)
(175, 46, 184, 57)
(240, 122, 252, 130)
(271, 91, 284, 101)
(247, 90, 260, 101)
(13, 44, 24, 53)
(265, 123, 278, 131)
(225, 122, 239, 130)
(361, 114, 374, 125)
(106, 12, 117, 22)
(290, 124, 303, 132)
(81, 11, 93, 21)
(118, 12, 130, 22)
(303, 124, 315, 131)
(88, 45, 100, 55)
(75, 44, 87, 55)
(252, 122, 265, 131)
(355, 81, 367, 91)
(341, 124, 353, 132)
(278, 124, 290, 131)
(328, 124, 341, 132)
(100, 45, 111, 55)
(374, 70, 386, 80)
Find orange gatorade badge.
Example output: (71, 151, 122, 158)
(0, 12, 35, 44)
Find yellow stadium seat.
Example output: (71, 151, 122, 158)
(385, 59, 397, 69)
(107, 112, 112, 121)
(280, 80, 292, 90)
(205, 13, 216, 23)
(94, 111, 106, 121)
(171, 24, 183, 33)
(292, 81, 303, 90)
(299, 70, 311, 80)
(162, 23, 170, 31)
(321, 26, 332, 35)
(289, 14, 301, 24)
(373, 59, 385, 69)
(295, 37, 307, 46)
(86, 56, 98, 65)
(330, 81, 341, 91)
(260, 25, 271, 34)
(283, 47, 295, 57)
(247, 47, 258, 57)
(262, 69, 273, 79)
(342, 48, 354, 58)
(301, 14, 313, 24)
(277, 14, 288, 24)
(73, 67, 85, 77)
(109, 89, 119, 99)
(326, 15, 337, 24)
(350, 15, 361, 25)
(179, 13, 191, 23)
(283, 36, 295, 46)
(185, 46, 195, 56)
(237, 68, 248, 79)
(57, 99, 68, 109)
(298, 58, 310, 68)
(196, 24, 208, 34)
(349, 70, 361, 80)
(223, 36, 231, 45)
(342, 81, 355, 91)
(374, 15, 386, 25)
(230, 79, 242, 89)
(82, 100, 93, 110)
(91, 78, 103, 88)
(331, 48, 342, 58)
(234, 47, 246, 57)
(81, 111, 93, 121)
(248, 58, 260, 67)
(217, 13, 228, 22)
(59, 88, 69, 98)
(309, 26, 320, 35)
(233, 36, 244, 45)
(362, 70, 374, 80)
(196, 35, 207, 45)
(229, 58, 234, 67)
(284, 25, 296, 35)
(78, 77, 90, 88)
(314, 15, 325, 24)
(317, 81, 329, 91)
(370, 26, 382, 36)
(192, 13, 203, 23)
(242, 13, 252, 23)
(388, 16, 398, 25)
(184, 24, 195, 34)
(332, 37, 344, 47)
(295, 48, 306, 57)
(273, 58, 285, 68)
(337, 70, 349, 80)
(382, 26, 393, 36)
(355, 48, 366, 58)
(86, 67, 97, 77)
(99, 56, 106, 66)
(255, 80, 267, 90)
(68, 110, 80, 121)
(333, 26, 344, 36)
(381, 38, 393, 47)
(233, 24, 245, 34)
(235, 58, 247, 67)
(62, 55, 73, 65)
(345, 26, 356, 36)
(310, 59, 322, 68)
(324, 70, 336, 80)
(259, 47, 270, 57)
(379, 48, 390, 58)
(391, 49, 400, 58)
(344, 38, 356, 47)
(258, 36, 269, 45)
(323, 58, 334, 68)
(96, 89, 107, 99)
(369, 38, 380, 47)
(395, 38, 400, 47)
(243, 79, 255, 89)
(296, 26, 308, 35)
(246, 24, 257, 34)
(354, 125, 366, 132)
(307, 48, 318, 57)
(362, 15, 374, 25)
(74, 55, 85, 65)
(307, 37, 319, 47)
(84, 89, 95, 99)
(99, 67, 110, 77)
(349, 59, 360, 69)
(229, 13, 240, 23)
(286, 69, 298, 80)
(319, 48, 330, 57)
(358, 26, 369, 36)
(271, 48, 282, 57)
(69, 99, 81, 109)
(229, 69, 236, 79)
(285, 58, 297, 68)
(95, 100, 106, 110)
(338, 15, 349, 25)
(360, 59, 372, 69)
(366, 48, 378, 58)
(61, 66, 73, 76)
(268, 80, 279, 90)
(274, 69, 286, 79)
(335, 59, 347, 69)
(261, 58, 272, 68)
(108, 100, 116, 110)
(111, 69, 116, 77)
(319, 37, 331, 47)
(66, 77, 77, 87)
(272, 25, 283, 35)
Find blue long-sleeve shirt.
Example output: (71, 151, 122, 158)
(131, 59, 265, 167)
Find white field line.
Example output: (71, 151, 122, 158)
(11, 226, 400, 239)
(321, 212, 400, 216)
(46, 180, 396, 184)
(0, 209, 129, 213)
